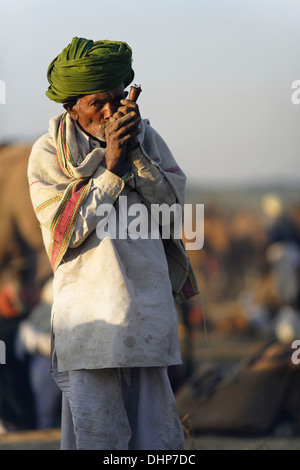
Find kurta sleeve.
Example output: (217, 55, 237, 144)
(28, 116, 187, 271)
(128, 123, 186, 210)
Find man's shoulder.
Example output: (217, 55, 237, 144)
(139, 117, 168, 150)
(140, 117, 160, 142)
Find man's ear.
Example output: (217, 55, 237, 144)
(63, 101, 79, 121)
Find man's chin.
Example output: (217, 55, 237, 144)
(76, 121, 106, 141)
(93, 126, 107, 142)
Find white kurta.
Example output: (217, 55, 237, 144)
(52, 183, 182, 371)
(29, 116, 187, 372)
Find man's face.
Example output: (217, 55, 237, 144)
(66, 84, 127, 140)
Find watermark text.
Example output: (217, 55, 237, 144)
(291, 339, 300, 364)
(0, 80, 6, 104)
(291, 80, 300, 104)
(96, 197, 204, 250)
(0, 341, 6, 364)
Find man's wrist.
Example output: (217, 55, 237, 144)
(127, 143, 143, 161)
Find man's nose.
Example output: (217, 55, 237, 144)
(103, 102, 115, 120)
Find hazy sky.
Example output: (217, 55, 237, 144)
(0, 0, 300, 186)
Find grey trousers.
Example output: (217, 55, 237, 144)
(52, 353, 184, 450)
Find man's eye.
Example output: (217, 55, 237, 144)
(92, 101, 103, 107)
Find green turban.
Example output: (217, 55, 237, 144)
(46, 37, 134, 103)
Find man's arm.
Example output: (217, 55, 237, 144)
(29, 112, 184, 260)
(68, 101, 141, 247)
(128, 122, 186, 209)
(70, 120, 186, 248)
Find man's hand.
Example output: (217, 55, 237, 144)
(103, 99, 141, 173)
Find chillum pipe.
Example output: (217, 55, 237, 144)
(128, 84, 142, 102)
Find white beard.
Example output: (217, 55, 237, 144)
(92, 123, 108, 141)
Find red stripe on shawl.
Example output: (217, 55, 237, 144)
(50, 179, 88, 270)
(165, 166, 181, 173)
(179, 272, 198, 301)
(30, 180, 53, 186)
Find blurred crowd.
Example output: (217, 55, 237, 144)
(0, 144, 59, 432)
(178, 195, 300, 377)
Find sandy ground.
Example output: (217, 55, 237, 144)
(0, 428, 299, 450)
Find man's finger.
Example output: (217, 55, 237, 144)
(118, 101, 140, 117)
(118, 127, 141, 148)
(116, 117, 141, 137)
(110, 111, 138, 131)
(120, 99, 139, 107)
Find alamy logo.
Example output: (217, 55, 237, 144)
(96, 197, 204, 250)
(0, 80, 6, 104)
(291, 339, 300, 365)
(291, 80, 300, 104)
(0, 341, 6, 364)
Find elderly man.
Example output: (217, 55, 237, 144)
(28, 37, 199, 450)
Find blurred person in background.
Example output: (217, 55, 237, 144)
(0, 267, 38, 432)
(15, 277, 61, 429)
